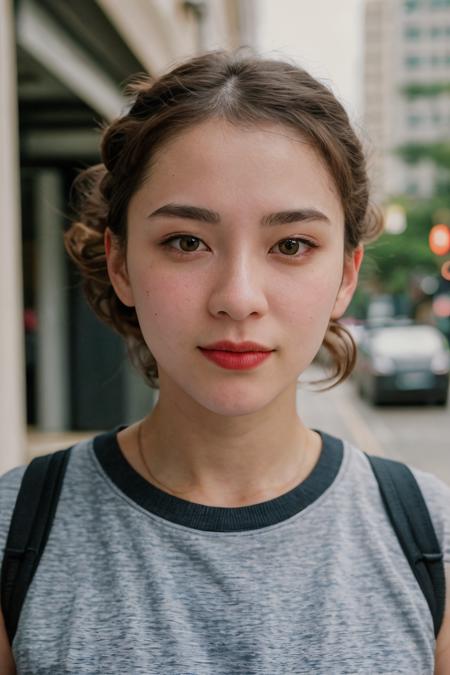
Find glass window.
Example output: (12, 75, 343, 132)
(405, 54, 422, 67)
(405, 25, 421, 38)
(407, 113, 422, 126)
(405, 0, 420, 10)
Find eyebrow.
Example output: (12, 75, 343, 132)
(147, 203, 331, 227)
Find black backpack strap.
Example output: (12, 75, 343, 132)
(366, 453, 446, 638)
(1, 446, 72, 644)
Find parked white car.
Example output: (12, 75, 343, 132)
(354, 323, 449, 406)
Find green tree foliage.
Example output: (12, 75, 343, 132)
(401, 82, 450, 98)
(360, 197, 449, 295)
(361, 80, 450, 296)
(346, 81, 450, 317)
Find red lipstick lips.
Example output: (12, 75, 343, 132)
(198, 341, 274, 370)
(200, 340, 272, 352)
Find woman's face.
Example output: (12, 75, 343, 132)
(106, 118, 363, 416)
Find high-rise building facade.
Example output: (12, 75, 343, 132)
(363, 0, 450, 202)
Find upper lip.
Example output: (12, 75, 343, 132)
(199, 341, 273, 352)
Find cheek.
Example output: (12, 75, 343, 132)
(131, 268, 200, 345)
(275, 269, 341, 328)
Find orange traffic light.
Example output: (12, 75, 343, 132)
(429, 224, 450, 256)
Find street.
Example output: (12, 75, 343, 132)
(297, 365, 450, 486)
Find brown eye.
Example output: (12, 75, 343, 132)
(160, 235, 206, 254)
(278, 239, 304, 256)
(273, 238, 316, 258)
(178, 236, 201, 252)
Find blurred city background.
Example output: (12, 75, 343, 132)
(1, 0, 449, 481)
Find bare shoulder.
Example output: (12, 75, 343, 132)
(435, 563, 450, 675)
(0, 608, 16, 674)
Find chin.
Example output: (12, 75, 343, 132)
(158, 365, 294, 417)
(191, 381, 286, 418)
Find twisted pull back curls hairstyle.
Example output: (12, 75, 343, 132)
(65, 48, 382, 389)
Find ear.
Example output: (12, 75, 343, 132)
(331, 244, 364, 320)
(104, 228, 135, 307)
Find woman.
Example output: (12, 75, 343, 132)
(1, 49, 449, 674)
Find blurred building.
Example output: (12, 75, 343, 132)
(363, 0, 450, 201)
(1, 0, 257, 469)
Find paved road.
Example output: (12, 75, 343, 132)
(298, 365, 450, 485)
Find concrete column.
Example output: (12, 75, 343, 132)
(35, 170, 70, 431)
(0, 0, 27, 472)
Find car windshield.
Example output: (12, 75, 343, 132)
(370, 326, 444, 356)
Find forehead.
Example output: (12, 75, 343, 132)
(133, 118, 343, 224)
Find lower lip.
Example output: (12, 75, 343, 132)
(199, 349, 273, 370)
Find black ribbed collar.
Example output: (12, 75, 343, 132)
(93, 427, 343, 532)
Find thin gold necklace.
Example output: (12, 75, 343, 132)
(137, 420, 190, 497)
(136, 419, 313, 503)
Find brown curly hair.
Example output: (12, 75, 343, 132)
(65, 48, 383, 390)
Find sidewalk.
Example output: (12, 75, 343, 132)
(27, 428, 100, 461)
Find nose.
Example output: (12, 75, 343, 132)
(207, 250, 269, 321)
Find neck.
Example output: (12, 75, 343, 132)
(133, 383, 321, 507)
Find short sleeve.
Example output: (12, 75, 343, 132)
(0, 465, 27, 562)
(411, 467, 450, 564)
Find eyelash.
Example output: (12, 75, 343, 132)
(158, 234, 319, 259)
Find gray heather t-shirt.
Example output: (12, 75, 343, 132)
(0, 427, 449, 674)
